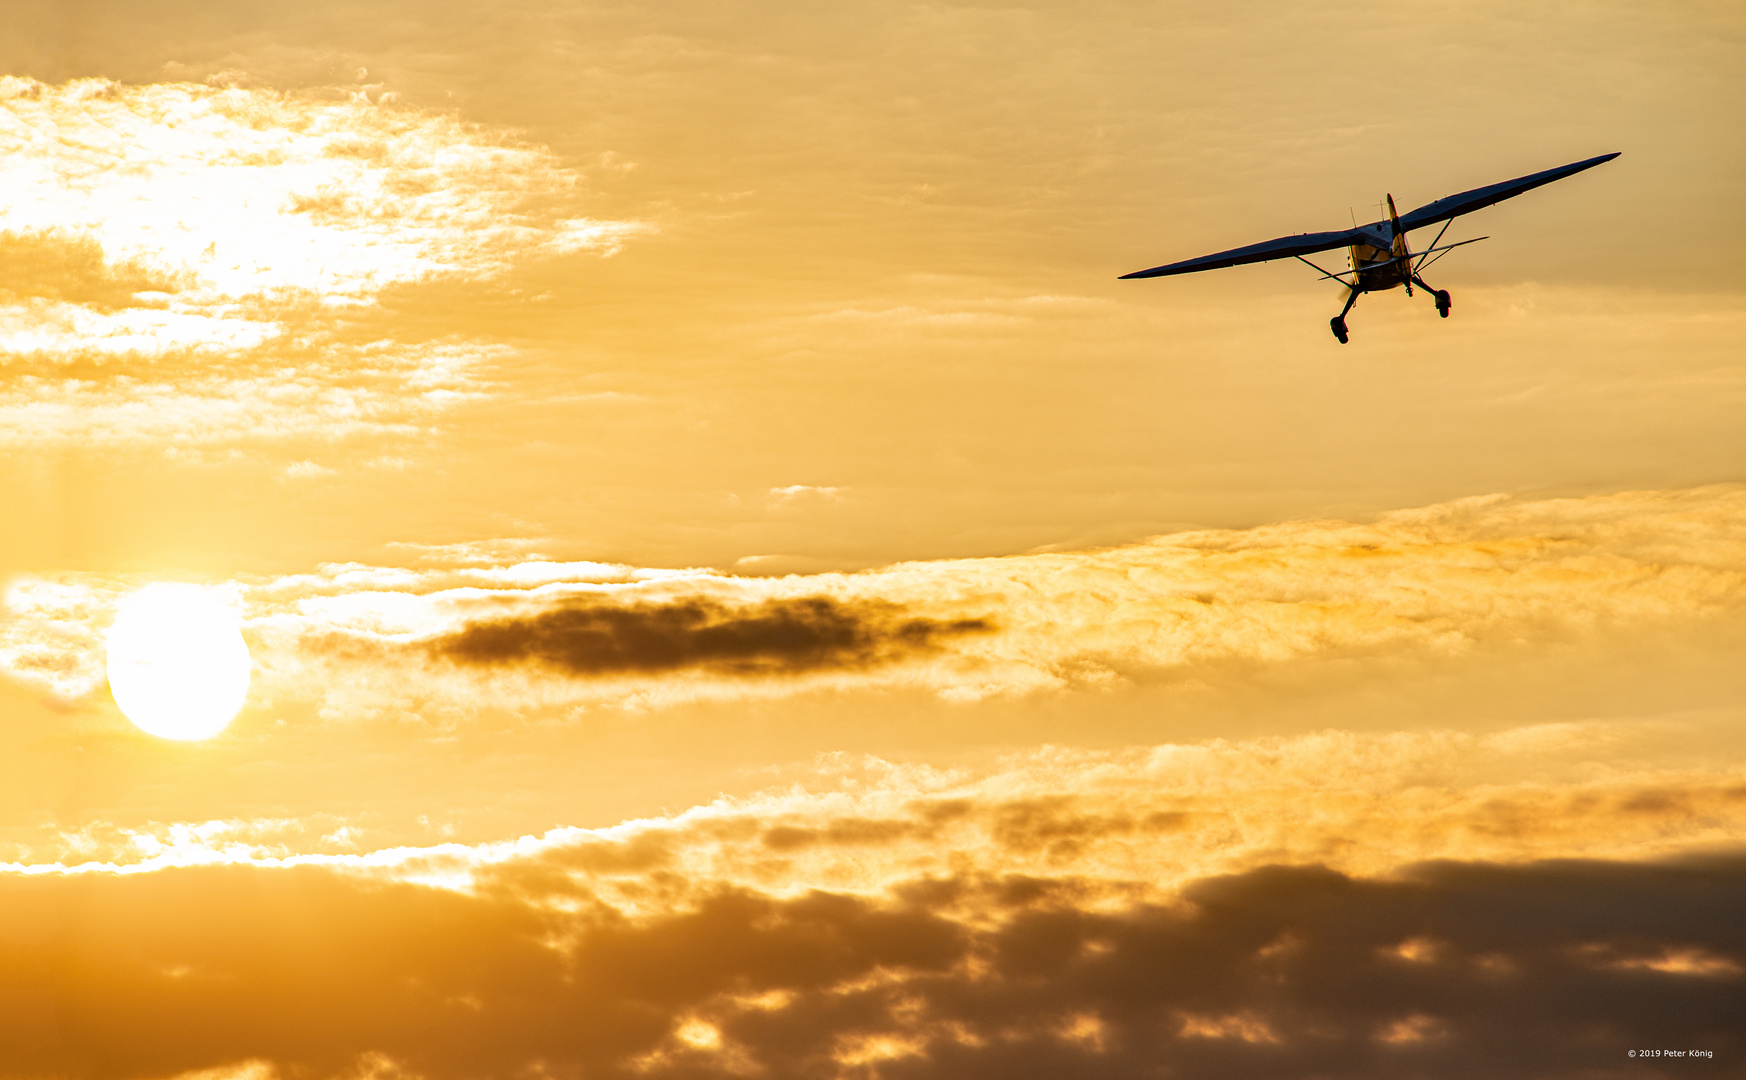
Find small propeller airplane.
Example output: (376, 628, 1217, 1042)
(1120, 152, 1620, 343)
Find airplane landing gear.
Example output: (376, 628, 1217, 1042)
(1413, 274, 1451, 319)
(1330, 285, 1360, 344)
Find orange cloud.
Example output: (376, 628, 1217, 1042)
(6, 485, 1741, 712)
(0, 78, 637, 307)
(11, 724, 1746, 905)
(4, 854, 1742, 1078)
(0, 77, 639, 449)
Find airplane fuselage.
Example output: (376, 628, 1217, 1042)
(1348, 239, 1411, 291)
(1347, 196, 1413, 292)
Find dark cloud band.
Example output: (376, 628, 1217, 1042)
(431, 595, 992, 676)
(5, 856, 1742, 1078)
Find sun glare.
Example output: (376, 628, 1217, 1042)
(106, 584, 252, 740)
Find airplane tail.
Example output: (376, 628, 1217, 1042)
(1387, 194, 1406, 256)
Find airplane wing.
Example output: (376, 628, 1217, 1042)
(1396, 152, 1620, 233)
(1119, 227, 1371, 279)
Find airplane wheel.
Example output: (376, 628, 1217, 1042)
(1330, 317, 1348, 344)
(1435, 290, 1451, 318)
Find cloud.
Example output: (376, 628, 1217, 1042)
(768, 484, 844, 504)
(301, 483, 1746, 710)
(12, 725, 1746, 901)
(0, 77, 641, 448)
(0, 339, 499, 448)
(281, 460, 336, 480)
(383, 538, 554, 567)
(4, 854, 1742, 1078)
(0, 228, 178, 311)
(432, 595, 993, 676)
(0, 78, 638, 309)
(7, 704, 1745, 1076)
(3, 485, 1742, 708)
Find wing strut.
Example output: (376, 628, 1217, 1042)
(1294, 238, 1486, 285)
(1412, 235, 1488, 275)
(1414, 219, 1454, 271)
(1293, 254, 1348, 282)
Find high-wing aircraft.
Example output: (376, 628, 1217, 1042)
(1121, 152, 1620, 343)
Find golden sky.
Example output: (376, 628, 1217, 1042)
(1, 2, 1743, 1077)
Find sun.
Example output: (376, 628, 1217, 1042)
(106, 584, 252, 740)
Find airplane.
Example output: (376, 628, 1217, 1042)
(1120, 152, 1620, 343)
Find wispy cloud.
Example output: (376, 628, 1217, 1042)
(0, 339, 500, 447)
(12, 723, 1746, 893)
(0, 77, 642, 448)
(0, 77, 637, 308)
(4, 486, 1742, 708)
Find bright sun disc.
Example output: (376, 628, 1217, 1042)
(106, 584, 252, 740)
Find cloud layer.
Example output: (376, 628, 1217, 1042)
(5, 854, 1740, 1078)
(10, 707, 1746, 1074)
(4, 485, 1740, 1076)
(14, 722, 1746, 908)
(4, 485, 1740, 710)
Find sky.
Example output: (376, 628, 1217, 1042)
(0, 1, 1743, 1076)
